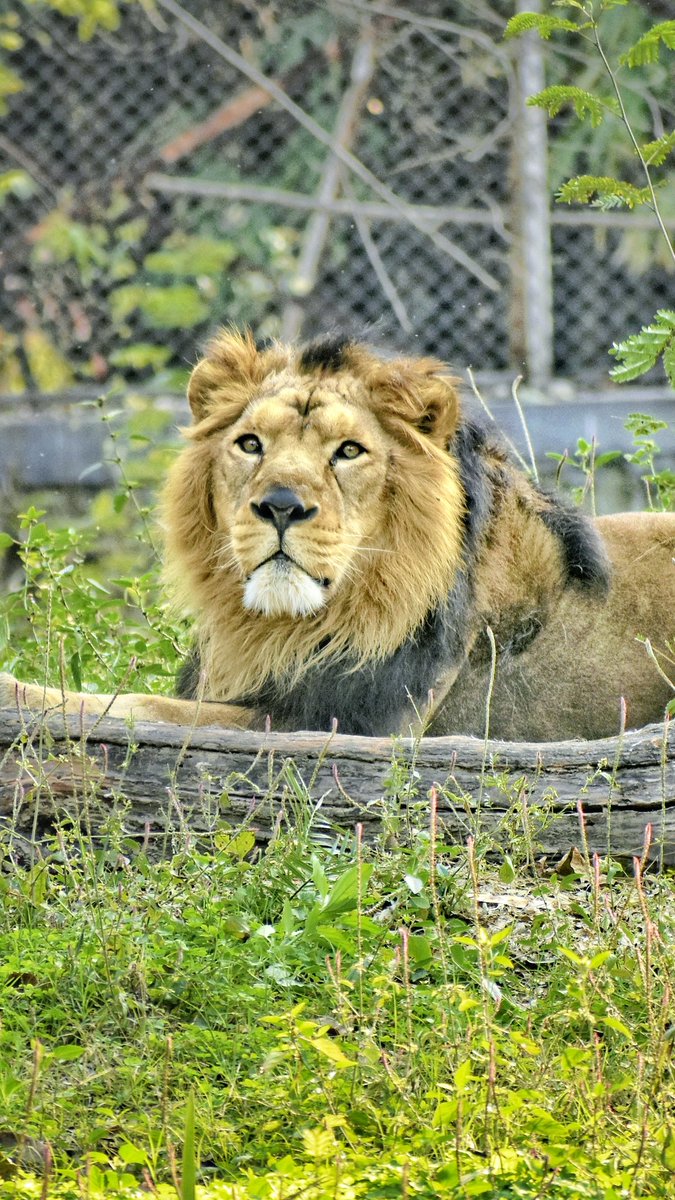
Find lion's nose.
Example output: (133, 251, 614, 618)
(251, 487, 318, 536)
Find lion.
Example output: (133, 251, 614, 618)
(1, 328, 674, 741)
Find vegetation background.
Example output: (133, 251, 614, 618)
(0, 2, 674, 1197)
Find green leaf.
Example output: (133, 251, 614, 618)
(408, 934, 433, 968)
(70, 650, 82, 692)
(0, 532, 14, 550)
(503, 13, 586, 41)
(499, 856, 516, 883)
(454, 1058, 473, 1092)
(49, 1044, 85, 1061)
(620, 20, 675, 67)
(279, 899, 295, 935)
(661, 1127, 675, 1172)
(111, 284, 210, 329)
(663, 336, 675, 388)
(118, 1143, 149, 1166)
(0, 62, 23, 102)
(641, 130, 675, 167)
(0, 30, 23, 51)
(109, 343, 172, 370)
(216, 829, 255, 859)
(433, 1100, 458, 1129)
(610, 311, 675, 383)
(181, 1092, 196, 1200)
(305, 863, 373, 936)
(597, 1015, 633, 1039)
(23, 329, 75, 391)
(311, 853, 329, 898)
(302, 1126, 336, 1159)
(527, 86, 619, 127)
(557, 175, 652, 208)
(589, 949, 613, 970)
(0, 169, 35, 204)
(144, 234, 237, 277)
(624, 409, 670, 437)
(321, 863, 373, 920)
(308, 1036, 355, 1067)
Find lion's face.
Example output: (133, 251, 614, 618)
(164, 331, 466, 674)
(212, 373, 396, 618)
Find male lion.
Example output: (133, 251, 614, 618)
(2, 330, 674, 740)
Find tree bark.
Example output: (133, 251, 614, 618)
(0, 710, 672, 863)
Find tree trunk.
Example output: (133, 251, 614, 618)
(0, 710, 672, 863)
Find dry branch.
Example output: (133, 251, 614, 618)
(151, 0, 501, 292)
(0, 710, 672, 864)
(158, 84, 274, 165)
(282, 25, 377, 341)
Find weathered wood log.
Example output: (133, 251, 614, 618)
(0, 709, 672, 863)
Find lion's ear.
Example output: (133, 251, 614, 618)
(187, 328, 287, 425)
(410, 369, 461, 447)
(361, 354, 461, 449)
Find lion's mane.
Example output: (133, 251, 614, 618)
(161, 330, 673, 739)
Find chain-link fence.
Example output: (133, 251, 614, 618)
(1, 0, 673, 399)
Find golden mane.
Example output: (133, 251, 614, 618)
(161, 329, 465, 701)
(3, 329, 673, 740)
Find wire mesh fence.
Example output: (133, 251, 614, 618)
(1, 0, 673, 400)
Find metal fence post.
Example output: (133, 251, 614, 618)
(509, 0, 554, 391)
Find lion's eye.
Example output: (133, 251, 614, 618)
(235, 434, 263, 456)
(333, 441, 366, 462)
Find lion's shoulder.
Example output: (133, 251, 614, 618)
(167, 331, 621, 736)
(451, 411, 611, 595)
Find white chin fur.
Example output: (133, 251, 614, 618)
(243, 560, 327, 618)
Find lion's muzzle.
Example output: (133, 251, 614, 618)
(243, 551, 329, 618)
(243, 486, 329, 617)
(251, 487, 319, 537)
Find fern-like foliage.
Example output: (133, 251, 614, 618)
(641, 130, 675, 168)
(503, 13, 587, 40)
(609, 311, 675, 386)
(506, 4, 674, 390)
(527, 86, 619, 128)
(557, 175, 652, 208)
(620, 20, 675, 67)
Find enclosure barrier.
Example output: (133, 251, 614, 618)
(1, 709, 672, 865)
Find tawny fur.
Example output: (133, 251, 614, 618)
(162, 331, 464, 702)
(2, 329, 673, 740)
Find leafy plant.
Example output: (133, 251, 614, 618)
(623, 410, 675, 509)
(505, 3, 675, 387)
(547, 410, 674, 513)
(1, 786, 675, 1197)
(0, 394, 187, 695)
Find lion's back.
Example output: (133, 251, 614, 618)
(431, 511, 675, 741)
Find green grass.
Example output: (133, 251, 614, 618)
(1, 405, 674, 1197)
(1, 799, 674, 1198)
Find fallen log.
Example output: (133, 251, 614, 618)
(0, 709, 672, 863)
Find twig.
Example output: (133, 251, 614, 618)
(282, 25, 377, 340)
(144, 175, 506, 226)
(346, 181, 413, 332)
(341, 0, 508, 46)
(465, 367, 531, 475)
(143, 174, 675, 231)
(510, 374, 539, 483)
(591, 23, 675, 269)
(478, 625, 498, 812)
(158, 84, 274, 164)
(151, 0, 501, 292)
